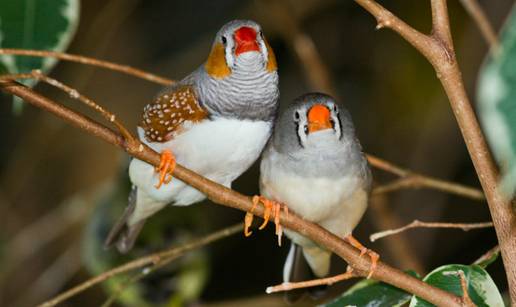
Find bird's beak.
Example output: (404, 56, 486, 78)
(234, 26, 260, 56)
(307, 104, 333, 133)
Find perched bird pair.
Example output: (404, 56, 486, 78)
(105, 19, 376, 298)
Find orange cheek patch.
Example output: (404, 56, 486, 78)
(265, 38, 277, 72)
(307, 104, 332, 133)
(205, 43, 231, 79)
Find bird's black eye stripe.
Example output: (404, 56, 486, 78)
(221, 36, 227, 45)
(259, 31, 264, 39)
(294, 122, 304, 148)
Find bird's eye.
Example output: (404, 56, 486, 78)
(303, 125, 308, 134)
(332, 104, 338, 113)
(221, 36, 227, 45)
(293, 110, 300, 121)
(259, 31, 264, 39)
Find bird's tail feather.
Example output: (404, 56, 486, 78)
(282, 243, 329, 303)
(104, 186, 145, 253)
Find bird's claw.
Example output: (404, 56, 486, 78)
(243, 196, 288, 246)
(155, 149, 176, 189)
(345, 235, 379, 279)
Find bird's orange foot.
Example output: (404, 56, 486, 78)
(345, 235, 379, 279)
(154, 149, 176, 189)
(243, 196, 288, 246)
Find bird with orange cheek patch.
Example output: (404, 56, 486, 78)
(104, 20, 279, 253)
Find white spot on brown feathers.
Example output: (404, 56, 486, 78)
(140, 85, 208, 142)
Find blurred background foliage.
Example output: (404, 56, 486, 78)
(0, 0, 513, 306)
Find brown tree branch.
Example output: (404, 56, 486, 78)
(0, 81, 463, 307)
(354, 0, 516, 303)
(37, 223, 243, 307)
(369, 220, 493, 242)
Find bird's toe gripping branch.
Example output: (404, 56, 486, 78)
(155, 149, 176, 189)
(345, 235, 379, 279)
(244, 196, 289, 246)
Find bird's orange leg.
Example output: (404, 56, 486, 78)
(155, 150, 176, 189)
(344, 235, 379, 279)
(244, 196, 288, 246)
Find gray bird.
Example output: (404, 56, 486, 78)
(258, 93, 377, 300)
(105, 19, 279, 253)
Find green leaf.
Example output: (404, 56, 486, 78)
(320, 271, 419, 307)
(477, 5, 516, 198)
(0, 0, 80, 112)
(409, 264, 504, 307)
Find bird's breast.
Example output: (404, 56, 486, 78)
(261, 158, 366, 223)
(143, 118, 272, 182)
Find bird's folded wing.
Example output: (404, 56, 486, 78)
(140, 84, 208, 143)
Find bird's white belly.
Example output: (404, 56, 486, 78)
(263, 170, 355, 221)
(130, 118, 272, 205)
(261, 163, 368, 241)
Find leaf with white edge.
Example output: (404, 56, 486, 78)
(320, 271, 419, 307)
(0, 0, 80, 112)
(477, 5, 516, 198)
(409, 264, 504, 307)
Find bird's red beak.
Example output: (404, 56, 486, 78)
(234, 26, 260, 56)
(307, 104, 333, 133)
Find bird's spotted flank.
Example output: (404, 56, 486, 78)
(141, 85, 208, 142)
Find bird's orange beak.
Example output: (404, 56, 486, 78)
(234, 26, 260, 56)
(307, 104, 332, 133)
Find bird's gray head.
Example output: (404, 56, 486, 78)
(204, 20, 277, 78)
(273, 93, 357, 154)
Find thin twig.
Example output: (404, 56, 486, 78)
(368, 193, 425, 274)
(473, 245, 500, 266)
(354, 1, 516, 302)
(370, 220, 493, 242)
(458, 0, 500, 53)
(266, 267, 356, 294)
(37, 223, 243, 307)
(0, 48, 174, 85)
(368, 154, 484, 201)
(100, 242, 189, 307)
(0, 80, 463, 307)
(443, 270, 475, 307)
(0, 71, 136, 143)
(458, 270, 475, 307)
